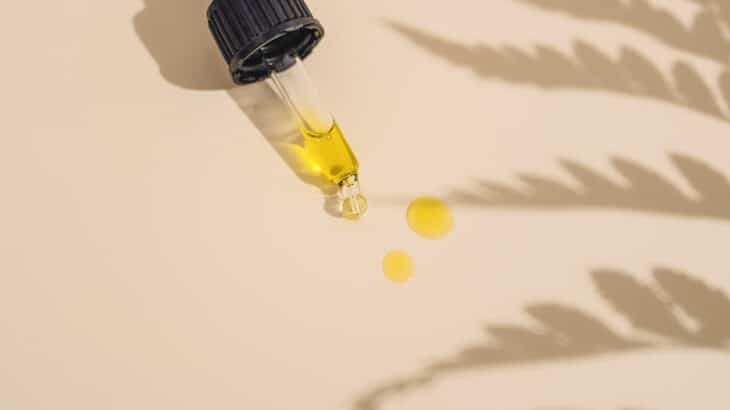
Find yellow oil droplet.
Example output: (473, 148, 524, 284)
(382, 250, 414, 283)
(407, 196, 453, 239)
(342, 194, 368, 221)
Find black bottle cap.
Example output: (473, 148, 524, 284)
(207, 0, 324, 84)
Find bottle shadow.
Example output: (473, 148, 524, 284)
(446, 153, 730, 222)
(134, 0, 340, 217)
(133, 0, 231, 90)
(517, 0, 730, 65)
(353, 268, 730, 410)
(386, 21, 730, 123)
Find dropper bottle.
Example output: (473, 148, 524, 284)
(207, 0, 366, 219)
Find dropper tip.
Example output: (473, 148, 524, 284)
(339, 174, 368, 220)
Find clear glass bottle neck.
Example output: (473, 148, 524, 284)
(268, 56, 334, 135)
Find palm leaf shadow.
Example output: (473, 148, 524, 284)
(353, 269, 730, 410)
(517, 0, 730, 65)
(449, 153, 730, 221)
(387, 21, 730, 123)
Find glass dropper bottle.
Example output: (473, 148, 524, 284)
(207, 0, 366, 219)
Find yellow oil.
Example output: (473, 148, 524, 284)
(298, 119, 359, 185)
(407, 196, 454, 239)
(382, 250, 414, 283)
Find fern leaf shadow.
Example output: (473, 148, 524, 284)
(353, 269, 730, 410)
(448, 153, 730, 222)
(386, 21, 730, 123)
(517, 0, 730, 65)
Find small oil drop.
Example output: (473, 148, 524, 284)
(338, 174, 367, 220)
(407, 196, 453, 239)
(382, 250, 414, 283)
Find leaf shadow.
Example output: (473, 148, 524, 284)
(447, 153, 730, 221)
(386, 21, 730, 123)
(517, 0, 730, 65)
(353, 269, 730, 410)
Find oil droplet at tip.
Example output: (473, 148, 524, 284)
(382, 250, 414, 283)
(407, 196, 453, 239)
(342, 194, 368, 220)
(338, 174, 367, 221)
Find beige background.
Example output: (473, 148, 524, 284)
(2, 0, 729, 409)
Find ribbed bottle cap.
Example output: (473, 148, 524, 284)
(207, 0, 324, 84)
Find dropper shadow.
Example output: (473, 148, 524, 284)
(516, 0, 730, 65)
(353, 268, 730, 410)
(134, 0, 339, 216)
(447, 153, 730, 222)
(386, 21, 730, 123)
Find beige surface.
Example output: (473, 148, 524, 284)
(2, 0, 730, 409)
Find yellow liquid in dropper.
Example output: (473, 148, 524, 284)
(297, 118, 367, 219)
(267, 59, 366, 219)
(298, 119, 358, 185)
